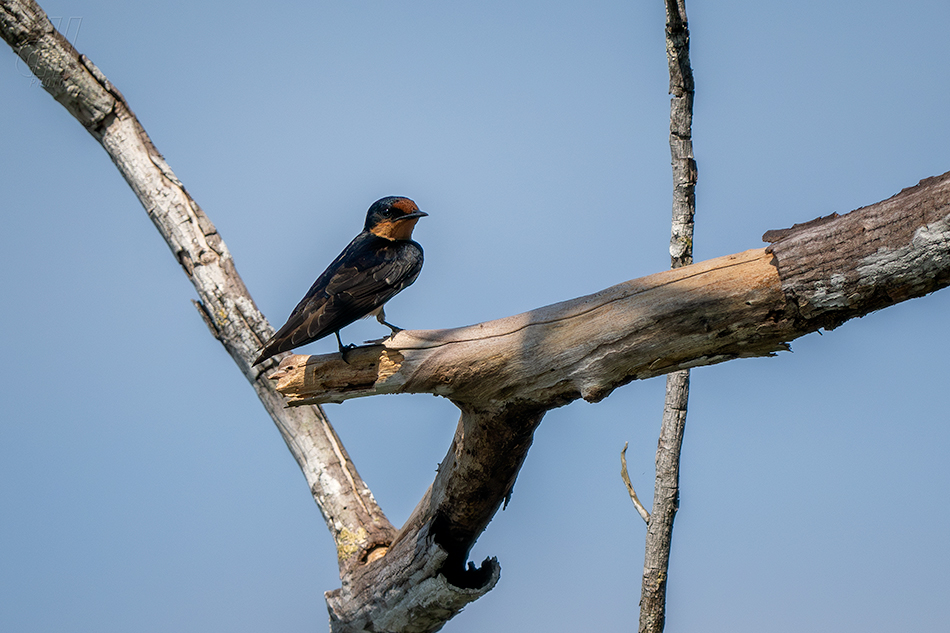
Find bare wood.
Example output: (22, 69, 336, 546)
(0, 0, 395, 575)
(282, 170, 950, 630)
(283, 162, 950, 631)
(272, 248, 792, 405)
(665, 0, 697, 270)
(281, 171, 950, 631)
(326, 402, 537, 630)
(641, 368, 688, 633)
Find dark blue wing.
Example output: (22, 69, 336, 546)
(255, 232, 423, 363)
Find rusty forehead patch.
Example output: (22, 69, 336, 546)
(391, 198, 419, 215)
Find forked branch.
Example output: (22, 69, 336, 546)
(275, 171, 950, 631)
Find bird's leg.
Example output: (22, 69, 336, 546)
(375, 306, 403, 334)
(335, 330, 356, 364)
(335, 330, 345, 352)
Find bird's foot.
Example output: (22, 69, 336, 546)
(335, 331, 359, 364)
(339, 342, 358, 365)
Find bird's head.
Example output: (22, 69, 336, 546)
(364, 196, 428, 241)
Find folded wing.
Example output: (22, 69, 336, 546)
(254, 233, 423, 364)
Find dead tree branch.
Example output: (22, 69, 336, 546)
(271, 168, 950, 407)
(270, 247, 791, 405)
(272, 173, 950, 629)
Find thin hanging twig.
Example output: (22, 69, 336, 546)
(621, 443, 652, 523)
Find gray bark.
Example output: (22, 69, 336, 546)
(640, 2, 696, 631)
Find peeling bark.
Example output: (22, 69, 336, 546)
(765, 173, 950, 327)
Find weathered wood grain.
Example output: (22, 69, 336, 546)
(765, 173, 950, 327)
(271, 248, 796, 406)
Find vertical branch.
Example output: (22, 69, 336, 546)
(640, 372, 690, 633)
(639, 2, 696, 633)
(665, 0, 697, 271)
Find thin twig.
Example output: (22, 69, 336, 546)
(621, 443, 651, 523)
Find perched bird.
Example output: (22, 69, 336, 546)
(253, 196, 427, 365)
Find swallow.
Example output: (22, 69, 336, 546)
(253, 196, 426, 365)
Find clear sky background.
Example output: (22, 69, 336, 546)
(2, 1, 949, 632)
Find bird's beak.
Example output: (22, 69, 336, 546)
(400, 210, 428, 220)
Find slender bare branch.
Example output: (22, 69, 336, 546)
(640, 2, 697, 631)
(621, 443, 651, 524)
(665, 0, 697, 271)
(642, 370, 689, 633)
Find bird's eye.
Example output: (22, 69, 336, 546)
(381, 208, 393, 218)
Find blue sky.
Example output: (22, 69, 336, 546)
(2, 1, 949, 631)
